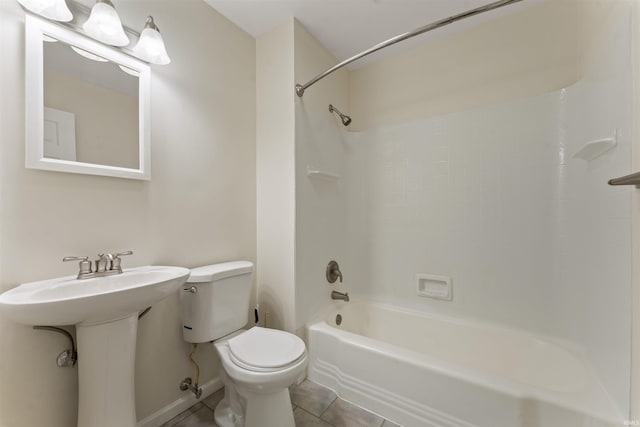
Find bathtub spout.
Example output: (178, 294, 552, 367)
(331, 291, 349, 302)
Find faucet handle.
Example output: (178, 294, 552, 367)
(326, 260, 343, 283)
(111, 251, 133, 272)
(63, 256, 92, 275)
(63, 256, 88, 261)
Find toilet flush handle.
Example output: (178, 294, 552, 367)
(182, 286, 197, 293)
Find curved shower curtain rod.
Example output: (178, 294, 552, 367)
(295, 0, 524, 97)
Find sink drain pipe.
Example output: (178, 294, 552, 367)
(33, 326, 77, 367)
(180, 343, 202, 399)
(32, 306, 152, 369)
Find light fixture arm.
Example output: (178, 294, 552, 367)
(143, 16, 160, 32)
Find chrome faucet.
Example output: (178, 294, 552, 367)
(64, 251, 133, 279)
(331, 290, 349, 302)
(95, 253, 113, 273)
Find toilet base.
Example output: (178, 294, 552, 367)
(214, 400, 243, 427)
(214, 379, 245, 427)
(243, 388, 295, 427)
(215, 385, 295, 427)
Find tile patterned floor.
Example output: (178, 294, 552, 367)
(160, 380, 403, 427)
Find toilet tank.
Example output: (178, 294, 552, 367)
(181, 261, 254, 343)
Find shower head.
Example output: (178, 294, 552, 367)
(329, 104, 352, 126)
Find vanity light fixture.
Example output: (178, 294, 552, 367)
(16, 0, 72, 22)
(133, 16, 171, 65)
(18, 0, 171, 67)
(82, 0, 129, 47)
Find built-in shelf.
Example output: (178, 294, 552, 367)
(306, 166, 341, 180)
(608, 171, 640, 188)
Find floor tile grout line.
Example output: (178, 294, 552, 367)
(317, 394, 339, 420)
(201, 399, 216, 412)
(200, 401, 215, 413)
(296, 405, 337, 427)
(321, 395, 389, 427)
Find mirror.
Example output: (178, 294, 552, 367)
(25, 15, 151, 180)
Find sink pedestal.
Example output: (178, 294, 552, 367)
(0, 265, 190, 427)
(77, 313, 138, 427)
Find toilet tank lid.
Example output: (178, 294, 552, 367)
(188, 261, 254, 283)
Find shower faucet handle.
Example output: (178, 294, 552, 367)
(326, 260, 343, 283)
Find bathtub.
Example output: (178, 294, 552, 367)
(306, 301, 623, 427)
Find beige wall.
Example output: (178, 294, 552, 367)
(293, 20, 349, 116)
(349, 0, 585, 131)
(0, 0, 255, 425)
(44, 70, 139, 168)
(256, 20, 296, 332)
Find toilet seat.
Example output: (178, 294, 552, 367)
(227, 327, 306, 373)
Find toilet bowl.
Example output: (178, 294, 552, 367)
(180, 261, 307, 427)
(213, 327, 307, 427)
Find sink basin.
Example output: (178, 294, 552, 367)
(0, 265, 190, 325)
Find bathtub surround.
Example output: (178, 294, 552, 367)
(0, 1, 256, 426)
(261, 2, 635, 419)
(338, 0, 633, 417)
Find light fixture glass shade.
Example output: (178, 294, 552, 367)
(133, 16, 170, 65)
(82, 0, 129, 47)
(119, 65, 139, 77)
(17, 0, 73, 22)
(70, 45, 108, 62)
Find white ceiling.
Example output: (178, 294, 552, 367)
(203, 0, 534, 68)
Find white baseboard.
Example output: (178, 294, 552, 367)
(137, 376, 223, 427)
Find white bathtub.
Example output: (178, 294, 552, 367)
(306, 301, 623, 427)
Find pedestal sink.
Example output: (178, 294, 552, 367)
(0, 266, 190, 427)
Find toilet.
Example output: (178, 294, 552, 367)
(180, 261, 307, 427)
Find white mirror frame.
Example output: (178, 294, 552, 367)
(25, 14, 151, 180)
